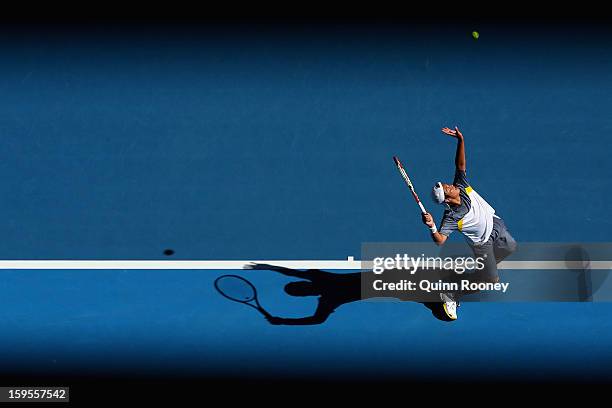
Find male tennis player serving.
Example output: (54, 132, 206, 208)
(421, 126, 517, 320)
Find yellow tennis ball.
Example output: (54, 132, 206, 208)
(472, 31, 479, 40)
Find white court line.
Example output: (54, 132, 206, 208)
(0, 260, 610, 270)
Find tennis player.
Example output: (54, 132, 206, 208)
(421, 126, 517, 320)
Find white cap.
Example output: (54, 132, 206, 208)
(432, 182, 445, 204)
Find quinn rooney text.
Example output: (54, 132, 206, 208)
(372, 279, 510, 293)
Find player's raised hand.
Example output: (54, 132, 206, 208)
(441, 126, 463, 139)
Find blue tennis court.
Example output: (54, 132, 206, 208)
(0, 22, 611, 383)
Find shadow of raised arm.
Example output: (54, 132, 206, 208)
(243, 263, 326, 280)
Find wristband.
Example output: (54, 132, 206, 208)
(429, 224, 438, 234)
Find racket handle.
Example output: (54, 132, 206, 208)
(418, 201, 427, 214)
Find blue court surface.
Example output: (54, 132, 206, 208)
(0, 23, 611, 384)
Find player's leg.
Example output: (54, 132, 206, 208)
(471, 240, 499, 283)
(492, 217, 517, 264)
(438, 240, 497, 319)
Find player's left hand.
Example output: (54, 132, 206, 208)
(441, 126, 463, 139)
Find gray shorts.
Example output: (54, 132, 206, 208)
(469, 217, 517, 282)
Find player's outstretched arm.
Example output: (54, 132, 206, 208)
(441, 126, 466, 171)
(244, 263, 327, 280)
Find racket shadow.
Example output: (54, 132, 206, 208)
(214, 274, 272, 317)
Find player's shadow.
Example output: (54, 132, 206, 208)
(562, 245, 611, 302)
(244, 263, 454, 325)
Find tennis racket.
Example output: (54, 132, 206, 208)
(214, 274, 272, 317)
(393, 156, 427, 214)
